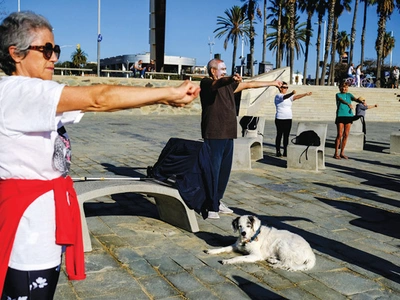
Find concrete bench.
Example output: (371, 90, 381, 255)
(287, 122, 328, 172)
(232, 117, 265, 170)
(101, 69, 133, 78)
(390, 131, 400, 154)
(74, 180, 200, 252)
(346, 118, 364, 151)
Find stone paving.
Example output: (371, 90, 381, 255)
(55, 113, 400, 300)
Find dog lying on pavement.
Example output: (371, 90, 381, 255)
(205, 215, 316, 271)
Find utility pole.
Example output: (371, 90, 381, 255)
(208, 37, 215, 61)
(97, 0, 102, 77)
(390, 31, 393, 68)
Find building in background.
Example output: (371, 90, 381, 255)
(100, 53, 196, 75)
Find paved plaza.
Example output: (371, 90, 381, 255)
(55, 113, 400, 299)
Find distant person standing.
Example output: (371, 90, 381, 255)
(347, 63, 355, 78)
(355, 97, 378, 146)
(356, 64, 363, 88)
(392, 66, 399, 89)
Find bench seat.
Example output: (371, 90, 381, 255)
(287, 123, 328, 172)
(74, 180, 200, 252)
(232, 117, 265, 170)
(346, 118, 364, 151)
(390, 131, 400, 154)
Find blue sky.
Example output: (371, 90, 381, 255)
(2, 0, 399, 77)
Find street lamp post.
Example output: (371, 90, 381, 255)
(97, 0, 101, 77)
(390, 31, 393, 68)
(17, 0, 20, 12)
(322, 20, 326, 61)
(208, 37, 215, 61)
(240, 34, 244, 76)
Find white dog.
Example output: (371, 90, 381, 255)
(205, 215, 316, 271)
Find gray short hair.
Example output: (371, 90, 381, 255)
(0, 11, 53, 75)
(207, 59, 224, 77)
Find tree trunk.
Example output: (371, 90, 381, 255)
(376, 15, 386, 88)
(315, 17, 323, 86)
(329, 20, 339, 85)
(262, 0, 267, 63)
(288, 0, 296, 84)
(231, 35, 238, 76)
(320, 0, 336, 86)
(360, 0, 367, 67)
(349, 0, 359, 64)
(276, 4, 282, 69)
(302, 12, 312, 85)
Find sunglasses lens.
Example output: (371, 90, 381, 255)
(43, 43, 60, 60)
(54, 45, 61, 59)
(43, 43, 53, 59)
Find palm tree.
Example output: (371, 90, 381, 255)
(287, 0, 297, 84)
(319, 0, 336, 85)
(262, 0, 267, 63)
(377, 31, 395, 65)
(298, 0, 318, 84)
(328, 0, 351, 85)
(349, 0, 359, 64)
(267, 0, 284, 68)
(266, 15, 307, 65)
(241, 0, 262, 76)
(314, 0, 328, 85)
(360, 0, 377, 67)
(214, 6, 250, 75)
(336, 31, 350, 61)
(375, 0, 400, 87)
(71, 44, 87, 68)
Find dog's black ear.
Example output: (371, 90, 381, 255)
(248, 215, 256, 230)
(232, 217, 240, 232)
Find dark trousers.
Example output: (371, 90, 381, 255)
(275, 118, 292, 154)
(204, 139, 233, 211)
(2, 266, 60, 300)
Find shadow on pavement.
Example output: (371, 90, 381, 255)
(317, 197, 400, 239)
(325, 162, 400, 193)
(232, 276, 286, 300)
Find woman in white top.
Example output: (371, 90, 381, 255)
(0, 11, 199, 299)
(274, 82, 312, 157)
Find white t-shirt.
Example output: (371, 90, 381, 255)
(348, 66, 354, 76)
(274, 93, 294, 119)
(0, 75, 83, 270)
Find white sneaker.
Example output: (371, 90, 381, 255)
(219, 202, 233, 214)
(207, 211, 220, 219)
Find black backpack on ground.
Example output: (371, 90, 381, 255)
(239, 116, 260, 137)
(291, 130, 321, 162)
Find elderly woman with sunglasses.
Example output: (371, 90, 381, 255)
(0, 11, 199, 299)
(274, 81, 312, 157)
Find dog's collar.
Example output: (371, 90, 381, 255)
(242, 225, 262, 245)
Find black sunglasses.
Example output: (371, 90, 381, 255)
(281, 86, 288, 89)
(27, 43, 61, 60)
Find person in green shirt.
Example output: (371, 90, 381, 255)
(333, 81, 363, 159)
